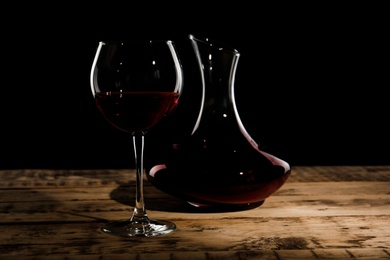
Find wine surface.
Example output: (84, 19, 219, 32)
(95, 91, 179, 133)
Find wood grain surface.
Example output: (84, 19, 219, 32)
(0, 166, 389, 259)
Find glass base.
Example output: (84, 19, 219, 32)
(101, 219, 176, 237)
(187, 200, 265, 212)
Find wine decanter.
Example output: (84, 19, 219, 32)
(147, 34, 291, 211)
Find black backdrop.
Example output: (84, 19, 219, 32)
(1, 4, 389, 169)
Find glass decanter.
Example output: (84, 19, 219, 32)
(146, 34, 291, 210)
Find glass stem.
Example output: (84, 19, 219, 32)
(130, 133, 150, 225)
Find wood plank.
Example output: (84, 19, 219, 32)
(1, 165, 390, 189)
(1, 250, 389, 260)
(1, 182, 389, 204)
(1, 182, 389, 223)
(0, 216, 389, 255)
(1, 197, 390, 224)
(0, 249, 389, 260)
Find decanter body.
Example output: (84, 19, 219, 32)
(147, 35, 291, 210)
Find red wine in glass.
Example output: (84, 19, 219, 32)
(95, 91, 179, 133)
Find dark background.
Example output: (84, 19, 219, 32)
(1, 4, 389, 169)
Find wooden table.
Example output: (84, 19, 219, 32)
(1, 166, 389, 259)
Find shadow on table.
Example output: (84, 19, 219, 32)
(109, 183, 263, 213)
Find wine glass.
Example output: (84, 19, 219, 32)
(90, 40, 183, 237)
